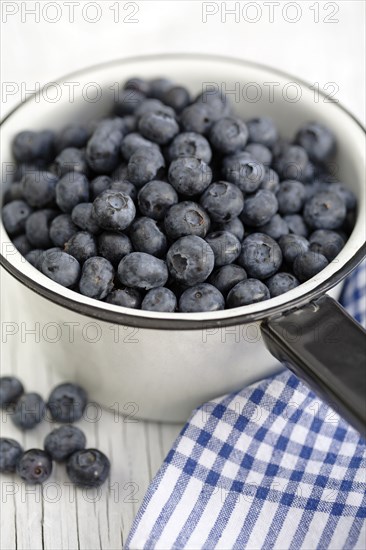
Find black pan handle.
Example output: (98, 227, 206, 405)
(261, 294, 366, 437)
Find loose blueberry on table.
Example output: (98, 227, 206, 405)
(12, 392, 46, 430)
(47, 382, 88, 423)
(0, 438, 23, 473)
(16, 449, 53, 484)
(0, 376, 24, 408)
(44, 425, 86, 462)
(66, 449, 110, 488)
(2, 76, 356, 311)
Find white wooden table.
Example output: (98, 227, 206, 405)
(0, 362, 182, 550)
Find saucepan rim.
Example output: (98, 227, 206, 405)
(1, 53, 365, 330)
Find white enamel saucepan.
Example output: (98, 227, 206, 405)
(1, 55, 365, 430)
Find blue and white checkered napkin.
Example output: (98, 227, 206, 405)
(126, 262, 366, 550)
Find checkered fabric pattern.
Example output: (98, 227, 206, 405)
(126, 263, 366, 550)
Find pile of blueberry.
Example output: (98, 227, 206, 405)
(0, 376, 110, 487)
(2, 76, 356, 312)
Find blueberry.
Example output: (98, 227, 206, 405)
(226, 279, 270, 308)
(272, 137, 292, 160)
(3, 182, 24, 204)
(17, 449, 52, 484)
(127, 147, 165, 186)
(56, 124, 89, 152)
(214, 217, 245, 241)
(12, 393, 45, 430)
(275, 145, 309, 182)
(258, 214, 289, 241)
(97, 232, 132, 266)
(130, 217, 167, 258)
(111, 163, 129, 182)
(118, 252, 168, 290)
(205, 231, 241, 266)
(209, 117, 248, 154)
(245, 143, 272, 165)
(41, 248, 81, 287)
(164, 201, 211, 239)
(222, 153, 265, 193)
(330, 183, 357, 211)
(293, 251, 329, 282)
(25, 249, 44, 269)
(2, 200, 33, 236)
(208, 264, 247, 297)
(120, 119, 136, 137)
(277, 180, 306, 214)
(238, 233, 282, 279)
(115, 88, 145, 116)
(179, 283, 225, 312)
(55, 148, 88, 177)
(122, 117, 137, 135)
(138, 180, 178, 220)
(12, 162, 48, 183)
(168, 132, 212, 164)
(138, 111, 179, 145)
(309, 229, 345, 261)
(246, 117, 278, 148)
(303, 162, 315, 183)
(168, 157, 212, 196)
(20, 171, 57, 208)
(278, 234, 310, 264)
(0, 438, 23, 473)
(283, 214, 309, 238)
(79, 257, 114, 299)
(304, 181, 330, 201)
(25, 209, 57, 249)
(90, 175, 111, 199)
(266, 272, 300, 297)
(66, 449, 110, 488)
(124, 77, 150, 95)
(180, 103, 215, 135)
(241, 189, 278, 227)
(86, 119, 124, 173)
(49, 214, 78, 247)
(92, 190, 136, 231)
(149, 77, 173, 100)
(162, 85, 191, 112)
(195, 88, 230, 117)
(12, 130, 54, 163)
(71, 203, 100, 235)
(166, 236, 215, 285)
(110, 180, 138, 202)
(303, 191, 347, 230)
(295, 121, 336, 163)
(200, 181, 244, 223)
(0, 376, 24, 408)
(64, 231, 97, 264)
(13, 234, 32, 256)
(141, 287, 177, 312)
(135, 99, 175, 120)
(121, 132, 159, 160)
(44, 425, 86, 462)
(55, 173, 89, 213)
(105, 287, 142, 309)
(111, 113, 132, 133)
(47, 382, 88, 423)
